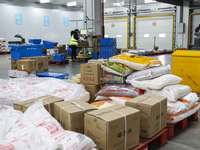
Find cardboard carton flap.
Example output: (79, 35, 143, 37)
(55, 100, 96, 113)
(86, 104, 140, 122)
(127, 94, 167, 106)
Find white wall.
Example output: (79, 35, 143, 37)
(0, 3, 83, 45)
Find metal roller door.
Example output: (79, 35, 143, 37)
(134, 15, 174, 50)
(189, 13, 200, 44)
(104, 18, 128, 49)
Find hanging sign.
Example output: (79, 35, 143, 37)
(44, 16, 50, 26)
(15, 14, 22, 25)
(63, 17, 69, 26)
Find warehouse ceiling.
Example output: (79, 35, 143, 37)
(24, 0, 200, 8)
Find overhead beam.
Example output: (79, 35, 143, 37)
(156, 0, 183, 6)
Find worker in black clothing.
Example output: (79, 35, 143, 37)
(69, 29, 80, 61)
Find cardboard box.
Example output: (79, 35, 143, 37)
(88, 59, 108, 64)
(92, 35, 102, 43)
(125, 94, 167, 138)
(9, 70, 29, 78)
(14, 95, 63, 117)
(42, 48, 47, 54)
(54, 100, 96, 133)
(11, 60, 18, 70)
(55, 45, 66, 54)
(78, 41, 89, 48)
(17, 59, 38, 72)
(48, 55, 54, 62)
(22, 56, 49, 73)
(84, 104, 140, 150)
(81, 63, 103, 85)
(83, 84, 101, 102)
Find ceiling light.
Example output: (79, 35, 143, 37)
(67, 1, 77, 6)
(159, 33, 166, 38)
(145, 0, 156, 3)
(113, 2, 124, 6)
(103, 0, 106, 2)
(105, 35, 109, 38)
(40, 0, 50, 3)
(143, 34, 149, 38)
(116, 35, 122, 38)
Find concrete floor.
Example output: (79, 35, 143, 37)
(0, 54, 199, 150)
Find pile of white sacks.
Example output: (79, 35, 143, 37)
(0, 100, 96, 150)
(127, 65, 200, 124)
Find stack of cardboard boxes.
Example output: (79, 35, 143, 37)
(80, 63, 103, 102)
(92, 35, 102, 53)
(9, 56, 51, 78)
(13, 93, 167, 150)
(47, 45, 68, 62)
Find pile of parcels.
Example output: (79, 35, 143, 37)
(0, 38, 8, 52)
(1, 52, 200, 150)
(44, 45, 68, 62)
(9, 56, 52, 78)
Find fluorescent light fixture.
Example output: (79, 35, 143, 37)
(40, 0, 50, 3)
(145, 0, 156, 3)
(113, 2, 124, 6)
(67, 1, 77, 6)
(103, 0, 106, 2)
(159, 33, 166, 38)
(116, 34, 122, 38)
(143, 34, 149, 38)
(105, 35, 109, 38)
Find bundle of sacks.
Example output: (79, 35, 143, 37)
(0, 100, 96, 150)
(92, 52, 200, 123)
(0, 38, 7, 52)
(127, 66, 200, 124)
(91, 53, 163, 108)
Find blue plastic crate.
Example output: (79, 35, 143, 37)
(29, 39, 41, 44)
(53, 53, 67, 62)
(36, 71, 69, 79)
(100, 38, 116, 46)
(92, 52, 99, 59)
(42, 54, 47, 56)
(9, 44, 43, 60)
(43, 40, 58, 49)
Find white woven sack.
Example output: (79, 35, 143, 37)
(130, 74, 182, 90)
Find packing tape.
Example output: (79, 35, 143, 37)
(95, 108, 127, 150)
(40, 96, 55, 114)
(59, 102, 89, 124)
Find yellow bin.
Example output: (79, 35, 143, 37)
(172, 50, 200, 93)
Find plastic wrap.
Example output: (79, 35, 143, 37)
(167, 101, 188, 115)
(96, 84, 145, 97)
(126, 65, 171, 83)
(178, 93, 199, 108)
(101, 62, 133, 77)
(167, 103, 200, 124)
(101, 73, 125, 84)
(130, 74, 182, 90)
(0, 77, 89, 107)
(109, 53, 162, 70)
(147, 85, 191, 102)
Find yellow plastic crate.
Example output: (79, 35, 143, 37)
(172, 50, 200, 93)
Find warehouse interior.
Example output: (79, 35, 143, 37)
(0, 0, 200, 150)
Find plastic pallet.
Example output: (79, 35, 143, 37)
(131, 128, 168, 150)
(167, 110, 199, 139)
(49, 60, 69, 65)
(146, 52, 155, 56)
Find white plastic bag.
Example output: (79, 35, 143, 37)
(126, 65, 171, 83)
(21, 100, 96, 150)
(147, 85, 191, 102)
(167, 101, 188, 115)
(167, 103, 200, 124)
(178, 93, 199, 108)
(0, 78, 90, 106)
(0, 106, 22, 140)
(130, 74, 182, 90)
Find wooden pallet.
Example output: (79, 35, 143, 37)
(167, 110, 199, 140)
(132, 128, 168, 150)
(49, 60, 69, 65)
(0, 51, 10, 55)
